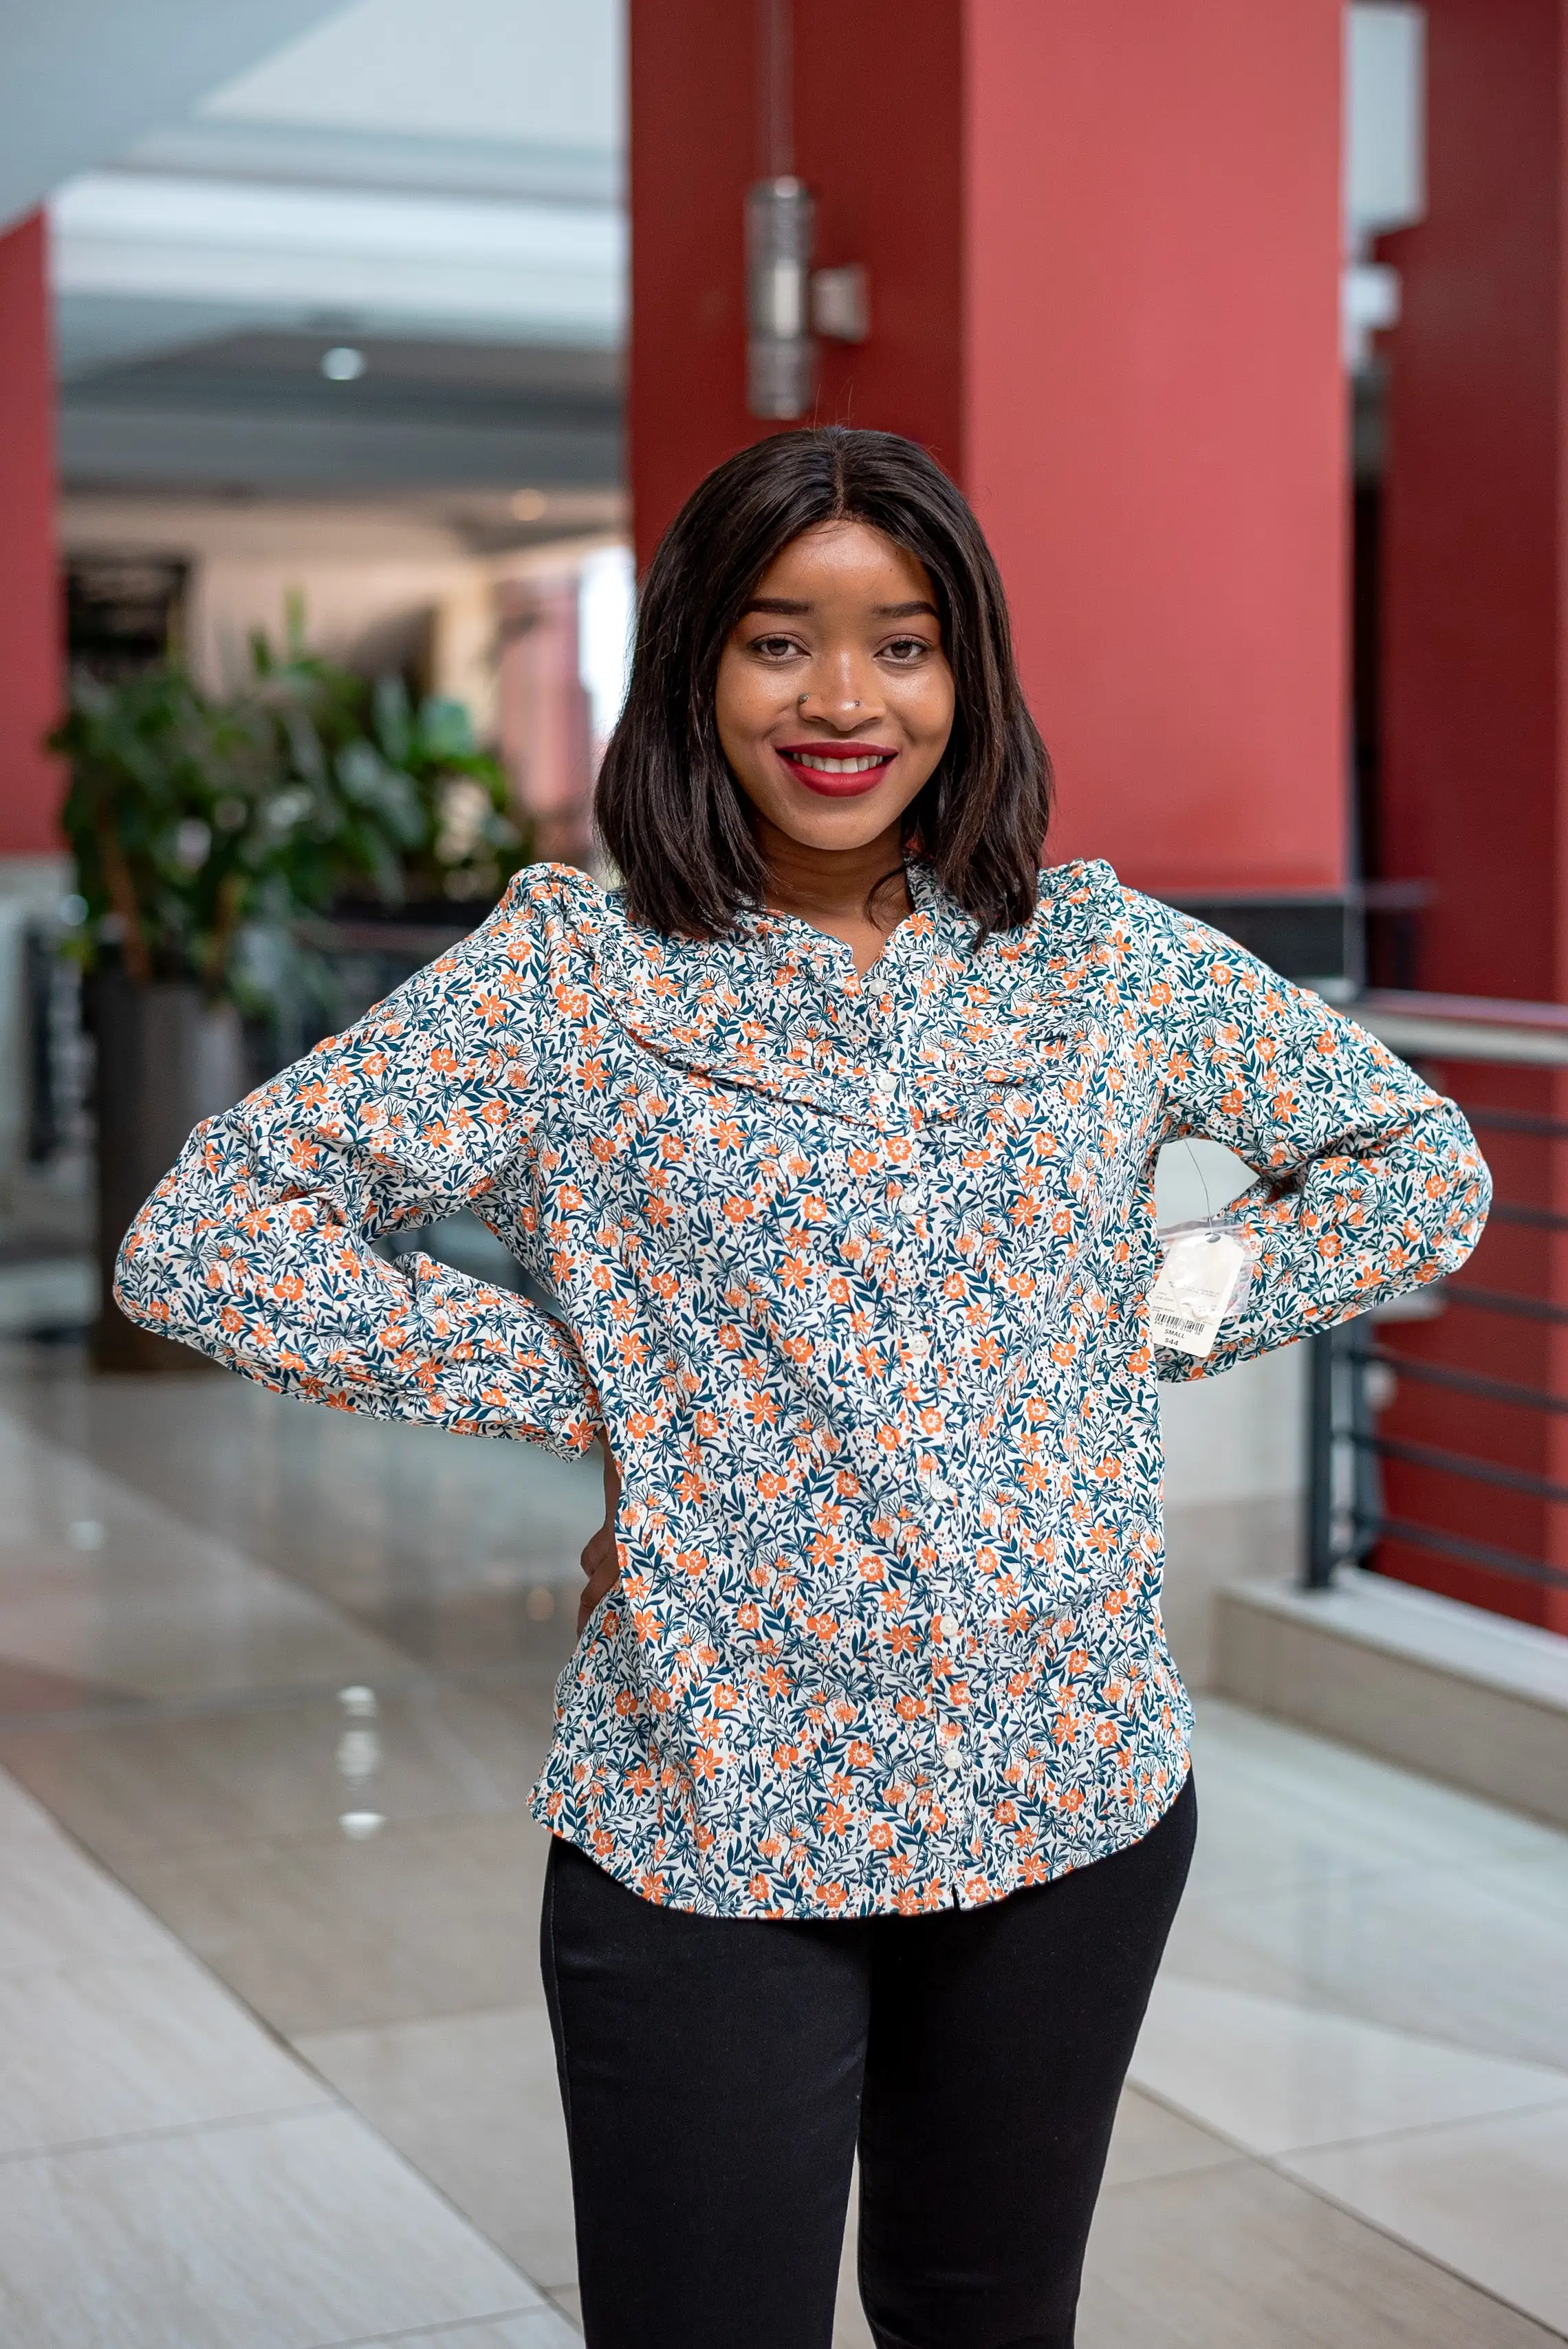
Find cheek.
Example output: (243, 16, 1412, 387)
(715, 655, 785, 754)
(895, 670, 957, 760)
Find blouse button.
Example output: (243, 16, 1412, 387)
(871, 1069, 897, 1099)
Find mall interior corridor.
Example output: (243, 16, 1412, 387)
(0, 1337, 1558, 2348)
(0, 0, 1563, 2340)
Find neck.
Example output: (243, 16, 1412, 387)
(754, 816, 912, 937)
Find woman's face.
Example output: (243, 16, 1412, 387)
(715, 519, 956, 855)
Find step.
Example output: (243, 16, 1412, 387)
(1214, 1568, 1568, 1827)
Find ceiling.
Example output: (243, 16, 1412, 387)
(0, 0, 350, 229)
(13, 0, 626, 504)
(58, 330, 622, 503)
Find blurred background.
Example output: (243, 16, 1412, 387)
(0, 6, 1564, 2346)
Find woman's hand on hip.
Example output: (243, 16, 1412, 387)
(577, 1445, 622, 1636)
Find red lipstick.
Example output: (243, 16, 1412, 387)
(774, 742, 898, 798)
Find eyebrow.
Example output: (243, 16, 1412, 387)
(741, 597, 939, 620)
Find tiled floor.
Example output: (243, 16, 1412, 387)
(0, 1341, 1562, 2346)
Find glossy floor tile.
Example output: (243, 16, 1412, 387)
(0, 1956, 329, 2154)
(1077, 2156, 1560, 2348)
(1099, 2084, 1241, 2187)
(0, 2108, 552, 2349)
(0, 1758, 65, 1839)
(1283, 2101, 1568, 2337)
(0, 1680, 556, 1866)
(1131, 1974, 1568, 2156)
(0, 1566, 407, 1704)
(1188, 1696, 1568, 1883)
(0, 1747, 560, 2349)
(3, 1362, 602, 1674)
(1164, 1855, 1568, 2073)
(116, 1806, 554, 2036)
(0, 1408, 408, 1703)
(0, 1833, 175, 1978)
(356, 2323, 580, 2349)
(297, 2003, 576, 2291)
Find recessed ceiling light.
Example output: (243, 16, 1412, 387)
(510, 488, 549, 521)
(321, 345, 366, 382)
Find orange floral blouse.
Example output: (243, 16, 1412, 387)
(117, 858, 1490, 1917)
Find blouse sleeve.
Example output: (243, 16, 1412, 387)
(113, 873, 603, 1458)
(1129, 890, 1492, 1382)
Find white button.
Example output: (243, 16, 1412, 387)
(904, 1333, 930, 1361)
(871, 1069, 897, 1098)
(924, 1476, 954, 1503)
(939, 1741, 964, 1773)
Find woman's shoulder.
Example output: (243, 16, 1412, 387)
(482, 862, 708, 1007)
(494, 860, 609, 933)
(1012, 858, 1206, 958)
(968, 860, 1212, 1025)
(467, 861, 627, 971)
(983, 855, 1137, 966)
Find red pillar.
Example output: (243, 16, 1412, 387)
(1378, 0, 1562, 1006)
(1371, 0, 1568, 1632)
(0, 211, 62, 857)
(628, 0, 1347, 901)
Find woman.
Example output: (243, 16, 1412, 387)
(118, 428, 1490, 2349)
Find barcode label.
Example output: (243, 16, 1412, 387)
(1148, 1229, 1247, 1357)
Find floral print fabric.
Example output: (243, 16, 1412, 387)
(118, 858, 1490, 1917)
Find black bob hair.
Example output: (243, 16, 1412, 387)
(595, 426, 1052, 941)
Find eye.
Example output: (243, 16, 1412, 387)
(748, 633, 806, 660)
(880, 635, 933, 664)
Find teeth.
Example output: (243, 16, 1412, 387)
(794, 753, 888, 774)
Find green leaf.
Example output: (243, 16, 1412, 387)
(373, 673, 413, 765)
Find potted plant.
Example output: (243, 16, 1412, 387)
(243, 620, 529, 919)
(52, 621, 529, 1370)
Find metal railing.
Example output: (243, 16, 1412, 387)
(1305, 990, 1568, 1601)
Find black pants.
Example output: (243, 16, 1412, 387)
(541, 1773, 1195, 2349)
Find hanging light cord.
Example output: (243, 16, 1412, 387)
(759, 0, 795, 182)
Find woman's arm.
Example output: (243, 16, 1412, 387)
(1131, 891, 1492, 1382)
(114, 879, 603, 1458)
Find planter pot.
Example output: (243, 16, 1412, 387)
(87, 975, 245, 1373)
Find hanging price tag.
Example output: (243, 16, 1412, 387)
(1148, 1227, 1249, 1357)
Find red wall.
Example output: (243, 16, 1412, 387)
(0, 211, 61, 857)
(627, 1, 1348, 899)
(965, 1, 1347, 895)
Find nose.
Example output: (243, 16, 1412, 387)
(796, 650, 883, 730)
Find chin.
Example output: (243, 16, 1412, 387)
(759, 785, 913, 851)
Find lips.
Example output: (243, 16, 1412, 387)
(774, 742, 898, 798)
